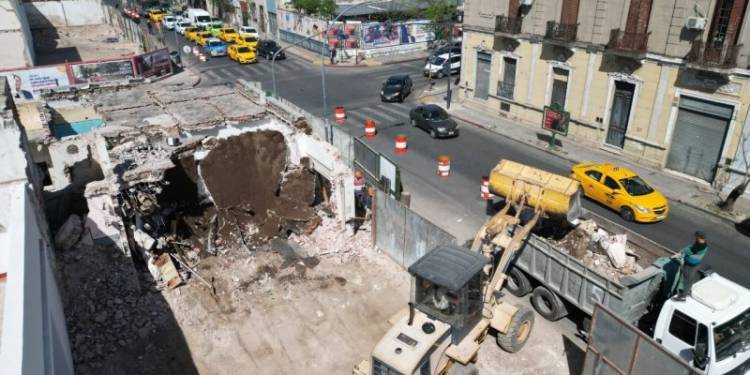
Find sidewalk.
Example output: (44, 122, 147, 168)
(275, 39, 429, 67)
(420, 86, 749, 226)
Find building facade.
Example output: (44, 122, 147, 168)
(460, 0, 750, 189)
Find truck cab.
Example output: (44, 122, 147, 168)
(653, 273, 750, 374)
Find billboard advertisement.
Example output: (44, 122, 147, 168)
(1, 65, 71, 99)
(278, 9, 326, 41)
(362, 21, 435, 49)
(134, 48, 172, 79)
(327, 21, 361, 49)
(69, 59, 135, 84)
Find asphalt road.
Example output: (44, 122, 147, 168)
(165, 32, 750, 288)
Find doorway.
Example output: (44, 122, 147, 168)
(605, 81, 636, 148)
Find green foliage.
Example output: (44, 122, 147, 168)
(423, 0, 457, 39)
(290, 0, 322, 15)
(318, 0, 337, 18)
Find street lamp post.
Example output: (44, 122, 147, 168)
(271, 0, 386, 117)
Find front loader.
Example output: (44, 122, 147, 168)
(354, 160, 581, 375)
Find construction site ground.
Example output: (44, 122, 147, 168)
(33, 24, 139, 65)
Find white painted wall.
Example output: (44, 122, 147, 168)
(23, 0, 105, 28)
(0, 0, 35, 69)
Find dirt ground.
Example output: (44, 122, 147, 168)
(33, 24, 139, 65)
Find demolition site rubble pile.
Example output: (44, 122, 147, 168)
(551, 219, 644, 281)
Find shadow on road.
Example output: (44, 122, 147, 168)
(737, 218, 750, 237)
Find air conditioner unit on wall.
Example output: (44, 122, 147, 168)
(686, 16, 707, 30)
(520, 0, 533, 6)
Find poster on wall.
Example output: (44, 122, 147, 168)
(278, 9, 326, 41)
(327, 21, 361, 49)
(402, 22, 434, 44)
(1, 65, 71, 99)
(134, 49, 173, 79)
(362, 22, 401, 48)
(70, 59, 135, 84)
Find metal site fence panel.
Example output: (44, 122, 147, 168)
(583, 304, 699, 375)
(353, 137, 380, 185)
(375, 190, 456, 268)
(279, 30, 330, 55)
(330, 125, 352, 167)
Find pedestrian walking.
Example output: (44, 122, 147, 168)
(673, 231, 708, 301)
(330, 48, 337, 64)
(147, 20, 153, 34)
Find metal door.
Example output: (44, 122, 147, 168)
(605, 81, 635, 148)
(474, 52, 491, 100)
(666, 97, 732, 182)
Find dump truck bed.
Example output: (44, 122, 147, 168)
(513, 209, 674, 324)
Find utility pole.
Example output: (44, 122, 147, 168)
(445, 19, 453, 110)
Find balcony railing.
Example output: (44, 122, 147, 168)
(495, 15, 522, 35)
(607, 29, 650, 54)
(545, 21, 578, 43)
(687, 41, 741, 69)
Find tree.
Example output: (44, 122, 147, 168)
(719, 132, 750, 212)
(290, 0, 319, 15)
(318, 0, 337, 19)
(423, 0, 457, 39)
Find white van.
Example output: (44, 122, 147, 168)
(186, 8, 211, 27)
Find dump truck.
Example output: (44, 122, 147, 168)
(354, 160, 581, 375)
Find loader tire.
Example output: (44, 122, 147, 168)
(446, 362, 478, 375)
(531, 286, 568, 321)
(496, 306, 534, 353)
(505, 267, 532, 297)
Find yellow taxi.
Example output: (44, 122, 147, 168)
(217, 27, 239, 43)
(148, 9, 166, 22)
(236, 35, 259, 49)
(185, 26, 204, 42)
(195, 31, 213, 46)
(228, 45, 257, 64)
(571, 163, 669, 222)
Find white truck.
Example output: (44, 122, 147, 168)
(185, 8, 211, 28)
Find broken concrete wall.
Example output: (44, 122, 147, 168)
(45, 137, 104, 192)
(23, 0, 105, 28)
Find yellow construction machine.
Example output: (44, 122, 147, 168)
(354, 160, 581, 375)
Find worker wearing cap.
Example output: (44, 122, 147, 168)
(673, 231, 708, 301)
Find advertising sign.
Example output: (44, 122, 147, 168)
(362, 21, 435, 49)
(542, 105, 570, 136)
(327, 21, 361, 49)
(134, 48, 173, 79)
(1, 65, 71, 98)
(70, 59, 135, 84)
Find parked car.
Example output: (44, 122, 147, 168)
(425, 45, 461, 63)
(256, 40, 285, 60)
(175, 21, 192, 34)
(228, 45, 257, 64)
(162, 15, 178, 29)
(380, 75, 412, 103)
(217, 27, 239, 43)
(239, 26, 259, 38)
(409, 104, 459, 138)
(195, 31, 213, 46)
(424, 53, 461, 78)
(204, 38, 227, 56)
(236, 35, 259, 49)
(570, 163, 669, 222)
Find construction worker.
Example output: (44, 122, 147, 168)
(353, 170, 365, 195)
(673, 231, 708, 301)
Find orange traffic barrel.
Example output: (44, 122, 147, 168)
(437, 155, 450, 177)
(481, 176, 492, 200)
(199, 53, 207, 62)
(364, 120, 376, 138)
(395, 135, 407, 154)
(335, 106, 346, 122)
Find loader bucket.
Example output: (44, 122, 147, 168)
(489, 160, 582, 222)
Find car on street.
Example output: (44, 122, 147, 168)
(162, 15, 178, 29)
(239, 26, 259, 38)
(570, 163, 669, 222)
(409, 104, 459, 138)
(185, 26, 205, 42)
(424, 53, 461, 78)
(195, 31, 213, 46)
(380, 75, 412, 103)
(208, 18, 223, 35)
(236, 35, 259, 49)
(256, 40, 285, 60)
(175, 21, 192, 34)
(228, 45, 257, 64)
(425, 45, 461, 63)
(204, 38, 228, 57)
(217, 27, 239, 43)
(148, 9, 166, 22)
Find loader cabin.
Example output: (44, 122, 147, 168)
(408, 245, 488, 344)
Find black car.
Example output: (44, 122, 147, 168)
(380, 75, 413, 103)
(257, 40, 285, 60)
(409, 104, 459, 138)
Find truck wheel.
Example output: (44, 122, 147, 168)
(505, 267, 532, 297)
(446, 362, 478, 375)
(531, 286, 568, 321)
(496, 306, 534, 353)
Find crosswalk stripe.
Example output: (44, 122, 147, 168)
(360, 106, 397, 122)
(226, 65, 247, 78)
(391, 102, 412, 112)
(376, 104, 408, 120)
(253, 63, 272, 74)
(202, 69, 226, 81)
(347, 111, 369, 125)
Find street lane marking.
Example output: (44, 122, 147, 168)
(376, 104, 408, 120)
(360, 106, 397, 122)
